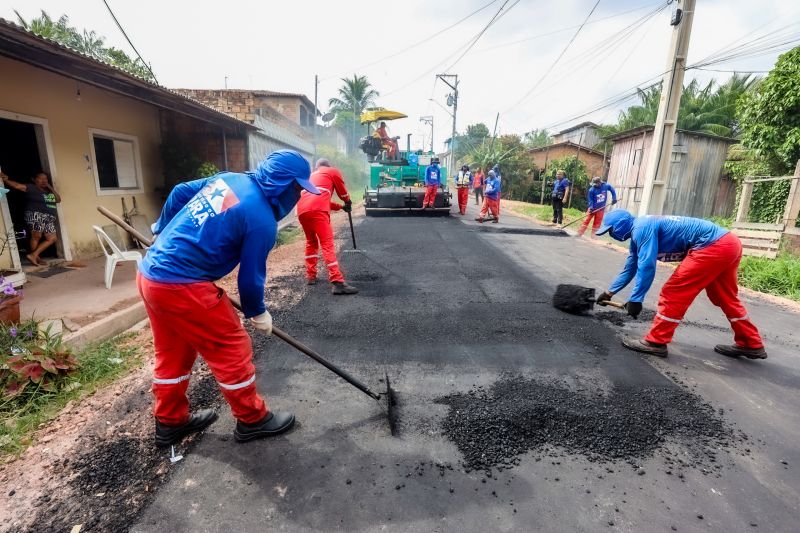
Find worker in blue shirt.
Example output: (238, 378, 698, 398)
(139, 150, 320, 446)
(551, 170, 570, 224)
(475, 170, 501, 223)
(422, 157, 441, 209)
(578, 177, 617, 237)
(596, 210, 766, 359)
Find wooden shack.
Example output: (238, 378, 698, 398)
(605, 126, 737, 218)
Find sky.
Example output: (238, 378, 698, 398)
(3, 0, 799, 153)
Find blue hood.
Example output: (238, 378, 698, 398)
(248, 150, 317, 220)
(596, 209, 634, 240)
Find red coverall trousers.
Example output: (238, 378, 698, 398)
(578, 208, 605, 237)
(299, 210, 345, 283)
(457, 187, 469, 214)
(137, 274, 269, 426)
(644, 232, 764, 348)
(479, 197, 500, 220)
(423, 184, 439, 208)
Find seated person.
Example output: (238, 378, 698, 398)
(375, 121, 398, 159)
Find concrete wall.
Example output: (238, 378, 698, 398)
(607, 130, 735, 218)
(248, 115, 313, 169)
(554, 126, 600, 149)
(0, 55, 164, 259)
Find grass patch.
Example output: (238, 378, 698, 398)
(275, 226, 304, 247)
(738, 253, 800, 301)
(507, 202, 585, 225)
(707, 216, 733, 229)
(0, 333, 142, 457)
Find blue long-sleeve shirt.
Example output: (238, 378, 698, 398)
(588, 183, 617, 211)
(485, 174, 501, 199)
(608, 215, 729, 302)
(425, 164, 441, 186)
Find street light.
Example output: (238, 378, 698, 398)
(419, 115, 434, 152)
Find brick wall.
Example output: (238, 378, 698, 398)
(160, 110, 248, 172)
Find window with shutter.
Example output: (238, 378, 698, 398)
(89, 129, 142, 194)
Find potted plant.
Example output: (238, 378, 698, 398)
(0, 276, 21, 324)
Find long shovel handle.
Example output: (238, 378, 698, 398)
(560, 196, 622, 230)
(347, 211, 357, 249)
(597, 300, 626, 310)
(97, 205, 382, 402)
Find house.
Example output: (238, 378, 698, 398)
(174, 89, 316, 167)
(605, 126, 737, 218)
(0, 19, 255, 283)
(528, 141, 607, 179)
(553, 121, 601, 149)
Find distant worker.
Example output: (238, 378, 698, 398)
(475, 169, 501, 223)
(138, 150, 317, 447)
(375, 121, 398, 159)
(454, 164, 472, 215)
(472, 166, 485, 205)
(422, 157, 441, 209)
(297, 159, 359, 295)
(596, 210, 766, 360)
(551, 170, 570, 225)
(578, 176, 617, 238)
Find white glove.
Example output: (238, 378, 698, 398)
(250, 310, 273, 335)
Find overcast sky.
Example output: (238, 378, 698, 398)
(3, 0, 798, 153)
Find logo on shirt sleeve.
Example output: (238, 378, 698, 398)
(185, 178, 240, 227)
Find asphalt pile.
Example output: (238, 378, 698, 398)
(437, 375, 739, 474)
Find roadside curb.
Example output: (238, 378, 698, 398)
(63, 301, 147, 350)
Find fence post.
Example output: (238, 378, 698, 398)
(735, 180, 754, 223)
(782, 160, 800, 228)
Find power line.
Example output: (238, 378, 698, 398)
(101, 0, 157, 83)
(503, 0, 603, 114)
(443, 0, 520, 72)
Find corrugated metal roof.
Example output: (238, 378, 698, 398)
(603, 125, 737, 143)
(0, 18, 255, 131)
(557, 121, 600, 134)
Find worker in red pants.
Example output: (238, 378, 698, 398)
(578, 177, 617, 237)
(475, 170, 501, 223)
(454, 164, 471, 215)
(139, 150, 319, 446)
(296, 159, 358, 295)
(422, 157, 441, 208)
(596, 210, 766, 360)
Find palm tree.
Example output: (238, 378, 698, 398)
(328, 75, 379, 151)
(14, 10, 80, 48)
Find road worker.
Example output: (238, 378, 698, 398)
(472, 166, 485, 205)
(454, 164, 472, 215)
(139, 150, 318, 446)
(422, 157, 441, 209)
(297, 158, 359, 295)
(596, 210, 767, 359)
(578, 177, 617, 237)
(475, 169, 501, 223)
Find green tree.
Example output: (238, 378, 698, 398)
(738, 46, 800, 174)
(328, 75, 379, 152)
(467, 134, 533, 201)
(453, 122, 490, 161)
(523, 128, 553, 148)
(544, 156, 589, 210)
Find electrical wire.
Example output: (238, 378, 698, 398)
(443, 0, 520, 73)
(101, 0, 157, 83)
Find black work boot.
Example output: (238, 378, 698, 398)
(234, 411, 296, 443)
(332, 282, 359, 295)
(307, 278, 317, 286)
(155, 409, 218, 447)
(714, 344, 768, 360)
(621, 336, 668, 358)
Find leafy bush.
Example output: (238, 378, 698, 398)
(706, 216, 733, 229)
(196, 161, 220, 178)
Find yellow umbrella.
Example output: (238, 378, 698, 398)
(359, 108, 408, 124)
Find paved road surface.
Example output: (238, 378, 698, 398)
(134, 202, 800, 532)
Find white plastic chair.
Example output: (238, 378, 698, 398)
(92, 225, 143, 289)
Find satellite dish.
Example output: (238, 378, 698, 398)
(321, 112, 336, 122)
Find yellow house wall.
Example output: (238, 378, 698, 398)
(0, 56, 164, 259)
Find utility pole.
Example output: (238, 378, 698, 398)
(638, 0, 696, 216)
(313, 74, 318, 162)
(420, 116, 434, 152)
(437, 74, 458, 176)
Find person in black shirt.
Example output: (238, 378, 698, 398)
(1, 171, 61, 266)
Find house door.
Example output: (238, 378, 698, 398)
(0, 117, 63, 263)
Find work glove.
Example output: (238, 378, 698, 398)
(343, 200, 353, 213)
(250, 310, 273, 335)
(624, 301, 642, 319)
(596, 291, 613, 305)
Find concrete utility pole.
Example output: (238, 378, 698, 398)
(437, 74, 458, 176)
(313, 74, 318, 162)
(420, 116, 434, 152)
(638, 0, 695, 216)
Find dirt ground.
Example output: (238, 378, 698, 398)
(0, 213, 351, 533)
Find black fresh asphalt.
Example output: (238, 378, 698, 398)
(134, 203, 800, 532)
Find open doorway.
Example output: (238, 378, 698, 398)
(0, 116, 63, 264)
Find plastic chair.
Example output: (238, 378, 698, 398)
(92, 225, 143, 289)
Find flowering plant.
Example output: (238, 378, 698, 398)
(0, 276, 20, 301)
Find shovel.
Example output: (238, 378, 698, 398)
(552, 283, 626, 315)
(97, 205, 385, 403)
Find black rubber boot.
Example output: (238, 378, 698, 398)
(621, 336, 668, 358)
(714, 344, 767, 360)
(155, 409, 218, 447)
(307, 278, 317, 286)
(332, 282, 359, 295)
(234, 411, 296, 443)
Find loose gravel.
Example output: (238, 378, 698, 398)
(437, 375, 742, 474)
